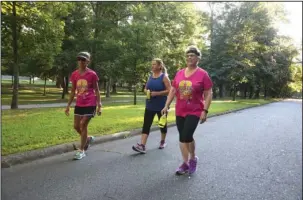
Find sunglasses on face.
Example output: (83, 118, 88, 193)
(77, 57, 87, 62)
(186, 54, 197, 58)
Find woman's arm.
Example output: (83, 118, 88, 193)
(93, 81, 102, 107)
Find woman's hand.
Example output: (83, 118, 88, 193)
(161, 106, 169, 116)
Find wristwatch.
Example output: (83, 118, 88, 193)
(203, 109, 208, 114)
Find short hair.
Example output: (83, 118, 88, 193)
(185, 46, 201, 59)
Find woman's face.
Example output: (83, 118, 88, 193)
(77, 57, 89, 68)
(151, 60, 161, 72)
(186, 53, 199, 66)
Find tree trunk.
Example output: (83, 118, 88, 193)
(128, 83, 132, 92)
(103, 80, 107, 95)
(244, 84, 247, 99)
(56, 76, 62, 88)
(219, 83, 224, 98)
(64, 76, 69, 94)
(11, 2, 19, 109)
(29, 76, 31, 84)
(106, 78, 111, 98)
(212, 87, 217, 99)
(254, 86, 260, 99)
(264, 84, 267, 99)
(232, 84, 236, 101)
(249, 86, 253, 99)
(43, 77, 47, 96)
(112, 82, 117, 94)
(61, 76, 69, 99)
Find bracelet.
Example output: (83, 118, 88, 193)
(203, 109, 208, 113)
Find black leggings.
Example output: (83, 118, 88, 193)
(176, 115, 200, 143)
(142, 108, 167, 135)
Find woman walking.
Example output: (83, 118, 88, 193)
(65, 51, 102, 160)
(162, 46, 213, 175)
(132, 58, 171, 153)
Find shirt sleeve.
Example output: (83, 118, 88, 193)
(203, 71, 213, 90)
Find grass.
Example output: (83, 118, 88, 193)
(1, 83, 146, 105)
(1, 98, 278, 156)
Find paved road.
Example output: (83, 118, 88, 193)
(2, 100, 302, 200)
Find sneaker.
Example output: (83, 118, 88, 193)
(159, 140, 167, 149)
(84, 136, 95, 151)
(74, 150, 86, 160)
(188, 156, 198, 174)
(176, 162, 189, 175)
(132, 143, 146, 154)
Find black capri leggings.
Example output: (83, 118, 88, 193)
(142, 108, 167, 135)
(176, 115, 200, 143)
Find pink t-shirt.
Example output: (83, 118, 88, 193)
(70, 68, 99, 107)
(172, 68, 213, 117)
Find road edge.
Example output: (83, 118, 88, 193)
(1, 100, 279, 168)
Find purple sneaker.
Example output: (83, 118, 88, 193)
(132, 143, 146, 154)
(188, 156, 198, 174)
(176, 162, 189, 175)
(159, 140, 167, 149)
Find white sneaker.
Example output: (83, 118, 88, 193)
(74, 150, 86, 160)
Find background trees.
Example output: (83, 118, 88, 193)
(1, 2, 302, 108)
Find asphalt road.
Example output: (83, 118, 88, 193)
(2, 100, 302, 200)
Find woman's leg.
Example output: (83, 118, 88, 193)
(74, 107, 82, 135)
(132, 108, 156, 153)
(175, 116, 190, 174)
(79, 116, 92, 151)
(182, 115, 200, 174)
(176, 116, 189, 163)
(157, 111, 167, 149)
(74, 106, 95, 160)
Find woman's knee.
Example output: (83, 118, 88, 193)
(179, 132, 194, 143)
(80, 117, 90, 130)
(74, 124, 81, 132)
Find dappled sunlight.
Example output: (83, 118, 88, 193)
(104, 104, 144, 110)
(212, 100, 236, 103)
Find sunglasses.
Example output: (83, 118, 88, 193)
(77, 57, 87, 62)
(186, 54, 197, 58)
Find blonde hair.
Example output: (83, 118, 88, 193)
(153, 58, 168, 76)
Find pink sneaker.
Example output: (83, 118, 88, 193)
(132, 143, 146, 154)
(159, 140, 167, 149)
(176, 162, 189, 175)
(188, 156, 198, 174)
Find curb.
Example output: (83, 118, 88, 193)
(1, 101, 279, 168)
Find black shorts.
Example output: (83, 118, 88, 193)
(176, 115, 200, 143)
(74, 106, 96, 118)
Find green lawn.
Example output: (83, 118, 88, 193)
(1, 99, 278, 156)
(1, 84, 145, 105)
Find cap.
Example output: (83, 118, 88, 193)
(77, 52, 91, 61)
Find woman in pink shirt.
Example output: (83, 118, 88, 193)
(65, 52, 102, 160)
(162, 46, 213, 175)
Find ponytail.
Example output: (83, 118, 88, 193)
(153, 58, 169, 76)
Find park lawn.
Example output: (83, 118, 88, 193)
(1, 99, 278, 156)
(1, 85, 146, 105)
